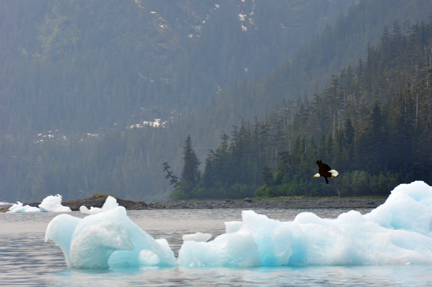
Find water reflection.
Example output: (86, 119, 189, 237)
(44, 265, 432, 286)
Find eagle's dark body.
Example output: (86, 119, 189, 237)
(314, 160, 338, 184)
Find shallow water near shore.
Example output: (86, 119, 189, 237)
(2, 208, 432, 286)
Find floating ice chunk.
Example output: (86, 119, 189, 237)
(365, 181, 432, 236)
(8, 201, 40, 213)
(291, 211, 364, 265)
(177, 230, 260, 267)
(106, 207, 177, 268)
(46, 181, 432, 269)
(177, 181, 432, 267)
(39, 194, 71, 212)
(101, 196, 119, 211)
(45, 214, 81, 267)
(79, 205, 101, 214)
(242, 210, 293, 266)
(79, 196, 119, 214)
(182, 232, 212, 242)
(177, 211, 294, 267)
(46, 197, 176, 269)
(70, 211, 134, 268)
(8, 194, 70, 213)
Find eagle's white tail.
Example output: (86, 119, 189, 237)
(329, 169, 339, 178)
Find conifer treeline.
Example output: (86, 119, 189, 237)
(169, 20, 432, 199)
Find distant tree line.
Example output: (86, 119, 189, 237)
(168, 19, 432, 199)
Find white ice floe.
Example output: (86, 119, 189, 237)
(45, 181, 432, 269)
(8, 194, 71, 213)
(39, 194, 71, 212)
(178, 181, 432, 267)
(8, 201, 41, 213)
(46, 196, 176, 269)
(182, 232, 212, 242)
(79, 196, 119, 214)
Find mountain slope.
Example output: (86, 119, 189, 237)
(1, 0, 432, 202)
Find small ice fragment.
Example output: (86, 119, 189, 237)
(79, 205, 101, 214)
(79, 196, 119, 214)
(39, 194, 71, 212)
(8, 201, 40, 213)
(102, 196, 119, 211)
(182, 232, 212, 242)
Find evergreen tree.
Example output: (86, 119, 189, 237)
(262, 164, 274, 187)
(180, 135, 201, 184)
(169, 135, 201, 199)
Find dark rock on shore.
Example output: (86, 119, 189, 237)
(0, 196, 387, 212)
(63, 196, 150, 211)
(0, 195, 149, 212)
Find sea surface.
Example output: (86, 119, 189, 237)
(2, 208, 432, 286)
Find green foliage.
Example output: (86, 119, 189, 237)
(2, 1, 432, 202)
(369, 172, 400, 196)
(180, 135, 201, 184)
(169, 135, 200, 200)
(255, 186, 269, 197)
(334, 171, 371, 197)
(176, 17, 432, 200)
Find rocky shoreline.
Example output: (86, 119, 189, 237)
(149, 197, 386, 210)
(0, 195, 387, 212)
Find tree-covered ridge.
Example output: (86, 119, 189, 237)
(0, 0, 356, 135)
(170, 19, 432, 199)
(1, 1, 432, 203)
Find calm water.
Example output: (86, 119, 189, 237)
(2, 208, 432, 286)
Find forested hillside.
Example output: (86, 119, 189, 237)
(170, 19, 432, 199)
(1, 0, 432, 202)
(0, 0, 354, 134)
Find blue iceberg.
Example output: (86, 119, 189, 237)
(178, 181, 432, 267)
(45, 198, 176, 269)
(45, 181, 432, 269)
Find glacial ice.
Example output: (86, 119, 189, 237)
(182, 232, 212, 242)
(45, 196, 176, 269)
(8, 201, 41, 213)
(39, 194, 72, 212)
(8, 194, 71, 213)
(178, 181, 432, 267)
(79, 195, 119, 214)
(45, 181, 432, 269)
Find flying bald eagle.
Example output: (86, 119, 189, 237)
(314, 160, 339, 184)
